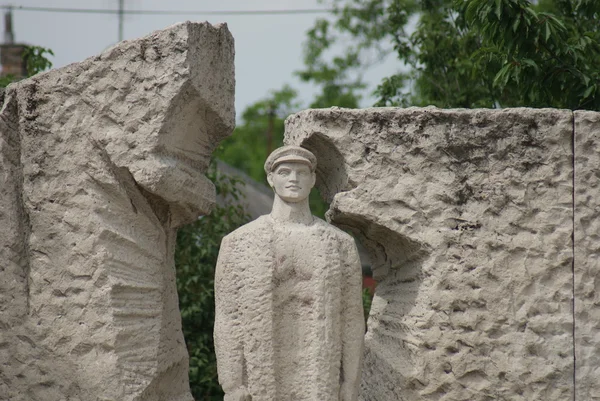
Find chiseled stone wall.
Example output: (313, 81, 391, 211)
(574, 110, 600, 401)
(0, 22, 234, 401)
(285, 107, 597, 400)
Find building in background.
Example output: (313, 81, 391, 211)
(0, 8, 27, 78)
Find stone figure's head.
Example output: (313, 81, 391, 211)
(265, 146, 317, 203)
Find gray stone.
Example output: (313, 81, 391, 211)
(214, 146, 365, 401)
(574, 110, 600, 401)
(0, 21, 234, 401)
(285, 107, 576, 400)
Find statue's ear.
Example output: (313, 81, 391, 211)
(267, 172, 274, 188)
(311, 171, 316, 188)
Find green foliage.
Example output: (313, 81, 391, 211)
(389, 0, 496, 107)
(302, 0, 600, 110)
(0, 74, 16, 88)
(217, 86, 299, 183)
(24, 45, 54, 77)
(362, 288, 373, 322)
(175, 162, 250, 400)
(460, 0, 600, 109)
(296, 0, 396, 108)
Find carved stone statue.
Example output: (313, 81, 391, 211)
(214, 146, 365, 401)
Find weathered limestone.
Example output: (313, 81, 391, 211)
(214, 146, 365, 401)
(0, 22, 234, 401)
(574, 110, 600, 401)
(285, 107, 576, 400)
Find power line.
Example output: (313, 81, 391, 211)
(0, 5, 333, 16)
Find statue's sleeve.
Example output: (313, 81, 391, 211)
(341, 237, 365, 399)
(214, 235, 245, 394)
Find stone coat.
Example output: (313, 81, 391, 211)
(214, 215, 364, 401)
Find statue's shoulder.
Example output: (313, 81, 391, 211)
(222, 215, 273, 244)
(312, 217, 355, 245)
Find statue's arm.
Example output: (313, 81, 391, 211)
(214, 235, 248, 399)
(340, 238, 365, 401)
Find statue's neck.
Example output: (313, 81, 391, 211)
(270, 195, 313, 225)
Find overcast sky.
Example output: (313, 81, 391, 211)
(7, 1, 399, 117)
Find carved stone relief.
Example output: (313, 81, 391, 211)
(0, 22, 234, 401)
(285, 107, 583, 401)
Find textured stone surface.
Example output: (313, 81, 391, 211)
(285, 107, 575, 401)
(574, 110, 600, 401)
(214, 146, 365, 401)
(0, 22, 234, 401)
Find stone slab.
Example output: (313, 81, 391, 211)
(0, 21, 234, 401)
(286, 107, 575, 401)
(574, 110, 600, 401)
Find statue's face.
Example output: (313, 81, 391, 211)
(268, 162, 315, 203)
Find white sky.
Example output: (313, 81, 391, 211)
(9, 1, 400, 116)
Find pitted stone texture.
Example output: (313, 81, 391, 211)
(285, 107, 574, 401)
(574, 110, 600, 401)
(0, 22, 234, 401)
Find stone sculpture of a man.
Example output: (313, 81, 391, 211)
(214, 146, 365, 401)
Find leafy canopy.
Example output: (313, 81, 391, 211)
(175, 163, 250, 400)
(300, 0, 600, 110)
(216, 85, 299, 184)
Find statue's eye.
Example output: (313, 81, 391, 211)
(278, 169, 290, 176)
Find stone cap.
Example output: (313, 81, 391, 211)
(264, 145, 317, 174)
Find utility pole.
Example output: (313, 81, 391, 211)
(1, 6, 27, 78)
(118, 0, 124, 42)
(4, 5, 13, 44)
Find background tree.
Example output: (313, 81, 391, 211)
(175, 163, 250, 400)
(217, 85, 299, 183)
(23, 45, 54, 77)
(300, 0, 600, 110)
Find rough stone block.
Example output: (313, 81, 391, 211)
(0, 22, 234, 401)
(286, 107, 575, 401)
(574, 110, 600, 401)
